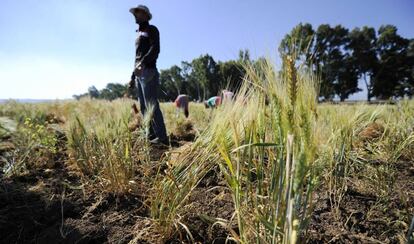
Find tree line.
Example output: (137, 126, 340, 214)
(280, 23, 414, 101)
(74, 50, 252, 102)
(157, 50, 252, 101)
(73, 83, 129, 101)
(74, 24, 414, 102)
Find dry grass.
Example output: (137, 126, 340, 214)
(0, 70, 413, 242)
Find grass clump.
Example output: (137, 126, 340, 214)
(151, 56, 320, 243)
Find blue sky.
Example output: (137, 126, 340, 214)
(0, 0, 413, 99)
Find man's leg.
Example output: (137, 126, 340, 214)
(183, 99, 189, 118)
(139, 68, 168, 142)
(136, 76, 156, 139)
(135, 77, 146, 116)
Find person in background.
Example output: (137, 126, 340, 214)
(204, 89, 234, 109)
(204, 96, 221, 109)
(175, 94, 189, 118)
(128, 5, 168, 145)
(222, 90, 234, 103)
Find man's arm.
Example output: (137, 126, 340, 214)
(129, 72, 136, 89)
(140, 26, 160, 66)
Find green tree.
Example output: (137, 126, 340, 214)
(279, 22, 315, 64)
(180, 61, 198, 101)
(191, 54, 220, 100)
(159, 52, 249, 102)
(348, 26, 378, 101)
(335, 56, 361, 101)
(238, 49, 252, 64)
(159, 69, 179, 101)
(99, 83, 127, 100)
(218, 60, 245, 92)
(373, 25, 411, 99)
(406, 39, 414, 97)
(314, 24, 357, 101)
(88, 86, 100, 99)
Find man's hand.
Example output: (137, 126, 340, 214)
(128, 79, 135, 90)
(133, 62, 144, 76)
(125, 79, 136, 99)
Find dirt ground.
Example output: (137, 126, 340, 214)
(307, 160, 414, 243)
(0, 119, 413, 243)
(0, 121, 235, 244)
(0, 153, 235, 244)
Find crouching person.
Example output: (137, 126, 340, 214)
(175, 94, 189, 118)
(204, 96, 221, 109)
(221, 90, 234, 103)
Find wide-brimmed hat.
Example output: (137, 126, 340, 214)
(129, 5, 152, 20)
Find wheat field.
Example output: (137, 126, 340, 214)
(0, 61, 413, 243)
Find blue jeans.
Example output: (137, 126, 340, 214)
(135, 68, 167, 140)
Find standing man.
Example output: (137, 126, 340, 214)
(128, 5, 168, 145)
